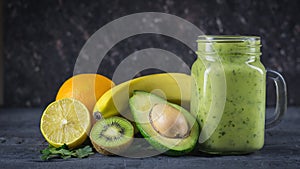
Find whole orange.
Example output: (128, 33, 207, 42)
(56, 74, 115, 121)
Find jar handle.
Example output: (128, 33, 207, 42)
(266, 70, 287, 129)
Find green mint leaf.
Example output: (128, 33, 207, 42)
(61, 155, 72, 159)
(41, 154, 49, 161)
(40, 144, 94, 160)
(57, 149, 73, 156)
(75, 145, 94, 158)
(58, 144, 69, 150)
(40, 148, 51, 156)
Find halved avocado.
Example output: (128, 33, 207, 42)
(129, 91, 199, 156)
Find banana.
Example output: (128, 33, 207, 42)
(93, 73, 192, 121)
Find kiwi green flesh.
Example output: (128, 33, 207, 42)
(90, 116, 134, 148)
(129, 91, 199, 156)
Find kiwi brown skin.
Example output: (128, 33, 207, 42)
(90, 116, 134, 156)
(91, 138, 133, 155)
(91, 140, 112, 155)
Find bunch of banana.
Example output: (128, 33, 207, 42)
(93, 73, 191, 121)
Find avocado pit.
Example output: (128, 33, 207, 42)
(149, 103, 189, 138)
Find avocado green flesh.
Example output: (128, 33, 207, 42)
(129, 91, 199, 155)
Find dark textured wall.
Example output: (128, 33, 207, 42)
(3, 0, 300, 107)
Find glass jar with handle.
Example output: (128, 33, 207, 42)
(191, 35, 287, 154)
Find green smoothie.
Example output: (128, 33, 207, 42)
(191, 36, 266, 154)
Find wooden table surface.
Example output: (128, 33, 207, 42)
(0, 107, 299, 169)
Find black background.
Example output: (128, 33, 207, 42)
(3, 0, 300, 107)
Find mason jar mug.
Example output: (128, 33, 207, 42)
(190, 36, 287, 154)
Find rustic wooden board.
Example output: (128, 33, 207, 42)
(0, 108, 299, 169)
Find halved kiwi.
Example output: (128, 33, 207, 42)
(90, 116, 134, 155)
